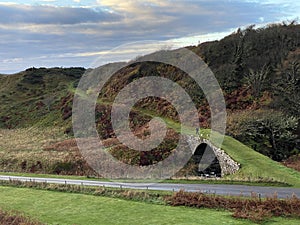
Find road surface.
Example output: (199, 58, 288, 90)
(1, 175, 299, 199)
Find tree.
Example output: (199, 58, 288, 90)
(274, 60, 300, 116)
(239, 110, 298, 161)
(273, 52, 300, 151)
(244, 65, 270, 98)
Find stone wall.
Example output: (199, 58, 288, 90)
(185, 135, 240, 177)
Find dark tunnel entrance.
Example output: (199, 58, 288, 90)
(191, 143, 222, 177)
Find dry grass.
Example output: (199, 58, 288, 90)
(0, 208, 43, 225)
(44, 139, 79, 152)
(0, 127, 96, 176)
(0, 127, 66, 152)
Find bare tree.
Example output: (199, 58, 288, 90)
(244, 64, 270, 98)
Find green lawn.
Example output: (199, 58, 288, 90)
(0, 186, 299, 225)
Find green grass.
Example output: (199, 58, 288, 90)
(0, 68, 83, 129)
(164, 120, 300, 187)
(0, 186, 299, 225)
(149, 115, 300, 188)
(218, 135, 300, 187)
(154, 115, 300, 187)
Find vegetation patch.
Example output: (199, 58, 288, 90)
(0, 179, 167, 204)
(282, 154, 300, 172)
(0, 208, 43, 225)
(166, 190, 300, 223)
(0, 185, 267, 225)
(1, 180, 300, 223)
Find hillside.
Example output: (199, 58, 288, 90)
(0, 67, 85, 129)
(0, 22, 299, 185)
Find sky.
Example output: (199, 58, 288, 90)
(0, 0, 299, 74)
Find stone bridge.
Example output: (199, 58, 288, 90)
(185, 135, 240, 177)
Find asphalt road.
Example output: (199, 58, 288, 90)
(1, 175, 299, 199)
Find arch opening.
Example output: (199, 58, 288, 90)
(192, 143, 222, 177)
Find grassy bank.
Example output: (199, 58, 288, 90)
(136, 117, 300, 187)
(0, 186, 243, 225)
(0, 186, 299, 225)
(219, 135, 300, 187)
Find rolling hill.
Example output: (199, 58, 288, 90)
(0, 22, 299, 186)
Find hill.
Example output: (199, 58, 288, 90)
(0, 67, 85, 129)
(0, 22, 299, 186)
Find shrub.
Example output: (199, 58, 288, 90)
(0, 208, 44, 225)
(166, 190, 300, 222)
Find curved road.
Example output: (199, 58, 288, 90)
(1, 175, 299, 199)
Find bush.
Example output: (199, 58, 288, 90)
(227, 110, 298, 161)
(51, 161, 74, 174)
(0, 208, 43, 225)
(166, 190, 300, 222)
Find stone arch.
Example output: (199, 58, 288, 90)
(185, 135, 240, 177)
(192, 143, 222, 177)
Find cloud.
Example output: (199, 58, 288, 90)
(0, 0, 299, 73)
(95, 0, 289, 36)
(0, 4, 121, 25)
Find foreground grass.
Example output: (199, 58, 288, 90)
(0, 186, 299, 225)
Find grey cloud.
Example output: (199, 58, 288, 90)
(0, 0, 295, 73)
(0, 4, 122, 24)
(149, 0, 287, 35)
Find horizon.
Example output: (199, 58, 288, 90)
(1, 0, 299, 74)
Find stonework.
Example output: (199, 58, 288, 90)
(185, 135, 240, 177)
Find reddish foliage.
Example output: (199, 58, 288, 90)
(35, 101, 45, 110)
(59, 93, 73, 120)
(166, 190, 300, 222)
(0, 209, 44, 225)
(44, 139, 79, 152)
(43, 139, 97, 176)
(282, 155, 300, 172)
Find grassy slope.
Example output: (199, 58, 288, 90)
(220, 135, 300, 187)
(0, 68, 83, 129)
(0, 186, 299, 225)
(156, 116, 300, 187)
